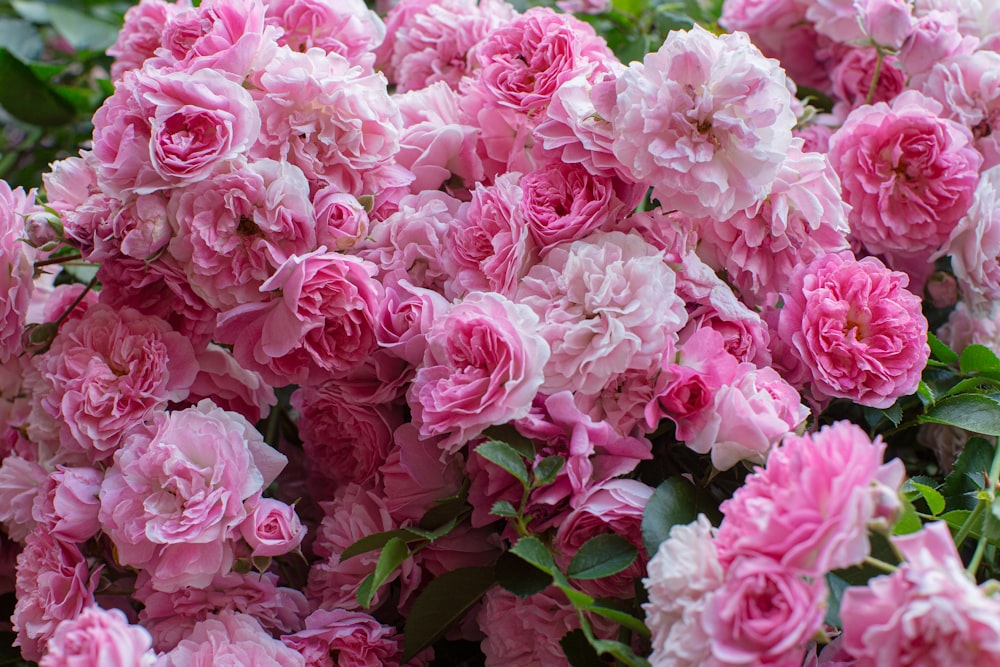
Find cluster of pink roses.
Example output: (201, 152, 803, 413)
(0, 0, 997, 663)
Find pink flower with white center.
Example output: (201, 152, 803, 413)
(98, 400, 287, 592)
(265, 0, 384, 69)
(943, 165, 1000, 306)
(716, 421, 905, 577)
(841, 521, 1000, 665)
(216, 249, 383, 387)
(516, 230, 687, 395)
(166, 159, 316, 311)
(409, 291, 549, 453)
(611, 25, 796, 220)
(281, 609, 402, 667)
(375, 0, 517, 92)
(828, 90, 981, 260)
(251, 46, 401, 195)
(157, 611, 306, 667)
(0, 181, 39, 363)
(32, 304, 198, 463)
(776, 251, 929, 408)
(39, 606, 156, 667)
(91, 65, 260, 197)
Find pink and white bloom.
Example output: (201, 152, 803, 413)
(265, 0, 384, 68)
(156, 611, 306, 666)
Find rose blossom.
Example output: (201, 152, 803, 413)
(239, 498, 305, 558)
(157, 611, 306, 667)
(899, 10, 979, 82)
(39, 606, 156, 667)
(183, 343, 276, 424)
(611, 25, 796, 220)
(380, 423, 466, 523)
(0, 181, 39, 363)
(841, 521, 1000, 665)
(775, 251, 930, 408)
(716, 421, 905, 576)
(830, 47, 907, 115)
(265, 0, 384, 68)
(409, 291, 549, 452)
(942, 165, 1000, 305)
(215, 249, 383, 387)
(375, 279, 451, 366)
(828, 90, 981, 261)
(31, 466, 104, 544)
(0, 456, 48, 542)
(515, 230, 687, 395)
(107, 0, 184, 80)
(98, 400, 287, 592)
(281, 609, 403, 667)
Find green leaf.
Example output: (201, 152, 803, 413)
(0, 18, 43, 62)
(495, 550, 552, 599)
(929, 332, 959, 365)
(919, 394, 1000, 436)
(534, 455, 565, 487)
(509, 536, 557, 575)
(892, 493, 923, 535)
(560, 629, 605, 667)
(490, 500, 518, 518)
(402, 567, 495, 661)
(567, 534, 637, 580)
(824, 572, 850, 629)
(340, 529, 424, 562)
(418, 497, 468, 532)
(986, 496, 1000, 546)
(0, 48, 75, 126)
(906, 480, 946, 516)
(960, 344, 1000, 374)
(585, 600, 650, 637)
(944, 437, 994, 505)
(45, 5, 119, 52)
(356, 537, 410, 609)
(641, 477, 698, 557)
(942, 376, 1000, 399)
(917, 380, 935, 407)
(590, 638, 652, 667)
(482, 423, 535, 459)
(475, 440, 529, 485)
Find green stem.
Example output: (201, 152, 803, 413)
(34, 252, 82, 268)
(954, 499, 986, 547)
(863, 556, 898, 574)
(865, 49, 885, 106)
(964, 441, 1000, 578)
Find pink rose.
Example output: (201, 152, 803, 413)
(98, 400, 287, 592)
(183, 343, 276, 425)
(265, 0, 384, 68)
(281, 609, 402, 667)
(409, 291, 549, 452)
(240, 498, 306, 558)
(106, 0, 183, 80)
(776, 251, 930, 408)
(157, 611, 306, 667)
(40, 606, 156, 667)
(923, 50, 1000, 169)
(31, 466, 104, 544)
(380, 424, 465, 523)
(898, 11, 978, 81)
(611, 25, 796, 220)
(0, 181, 39, 363)
(830, 46, 906, 114)
(0, 456, 47, 542)
(828, 90, 981, 260)
(860, 0, 915, 49)
(375, 279, 451, 366)
(715, 421, 905, 577)
(942, 165, 1000, 306)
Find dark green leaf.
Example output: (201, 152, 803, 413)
(510, 536, 557, 575)
(482, 423, 535, 459)
(919, 394, 1000, 436)
(357, 537, 410, 609)
(46, 5, 119, 52)
(590, 638, 652, 667)
(0, 18, 43, 62)
(0, 48, 75, 126)
(534, 455, 565, 487)
(585, 600, 650, 637)
(560, 629, 605, 667)
(490, 500, 518, 518)
(824, 572, 850, 629)
(944, 437, 994, 505)
(340, 529, 423, 562)
(943, 376, 1000, 399)
(476, 440, 529, 485)
(940, 509, 973, 535)
(929, 332, 959, 365)
(402, 567, 495, 661)
(960, 344, 1000, 374)
(567, 534, 637, 580)
(641, 477, 698, 557)
(495, 550, 552, 598)
(418, 498, 469, 532)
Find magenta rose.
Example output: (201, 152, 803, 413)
(39, 606, 156, 667)
(776, 251, 930, 408)
(409, 291, 550, 452)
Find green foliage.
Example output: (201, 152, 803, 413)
(402, 567, 497, 661)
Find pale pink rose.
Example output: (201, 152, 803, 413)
(447, 172, 535, 298)
(42, 153, 99, 217)
(409, 291, 549, 452)
(157, 611, 306, 667)
(183, 343, 276, 425)
(281, 609, 403, 667)
(558, 0, 610, 12)
(166, 159, 316, 311)
(474, 6, 613, 114)
(841, 521, 1000, 665)
(239, 498, 305, 558)
(312, 187, 370, 251)
(830, 47, 907, 114)
(394, 82, 484, 194)
(643, 516, 724, 667)
(0, 456, 47, 542)
(688, 363, 810, 471)
(611, 25, 796, 220)
(136, 570, 308, 651)
(478, 586, 614, 667)
(923, 50, 1000, 168)
(306, 484, 420, 611)
(795, 123, 834, 154)
(107, 0, 187, 80)
(516, 230, 687, 395)
(265, 0, 384, 68)
(461, 95, 540, 179)
(376, 280, 451, 366)
(112, 193, 173, 261)
(216, 249, 383, 387)
(702, 557, 827, 667)
(251, 46, 401, 195)
(554, 479, 653, 600)
(40, 606, 156, 667)
(290, 380, 402, 488)
(716, 421, 904, 577)
(31, 466, 103, 544)
(521, 161, 640, 255)
(380, 424, 465, 523)
(860, 0, 915, 49)
(938, 300, 1000, 356)
(375, 0, 517, 92)
(98, 400, 287, 592)
(91, 65, 260, 197)
(0, 181, 39, 363)
(695, 139, 850, 304)
(684, 301, 773, 367)
(32, 304, 198, 463)
(13, 529, 100, 661)
(776, 251, 930, 408)
(357, 190, 464, 297)
(574, 361, 662, 437)
(828, 90, 981, 260)
(898, 11, 978, 81)
(805, 0, 866, 42)
(943, 165, 1000, 305)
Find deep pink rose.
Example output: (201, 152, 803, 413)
(0, 456, 48, 542)
(776, 251, 929, 408)
(40, 606, 156, 667)
(157, 611, 306, 667)
(830, 46, 906, 114)
(380, 424, 465, 523)
(281, 609, 403, 667)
